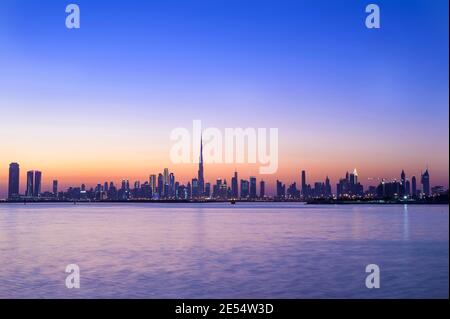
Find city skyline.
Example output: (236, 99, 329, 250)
(4, 156, 443, 200)
(1, 128, 447, 199)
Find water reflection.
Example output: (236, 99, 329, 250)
(0, 203, 448, 298)
(403, 204, 409, 241)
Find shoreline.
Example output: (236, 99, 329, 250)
(0, 199, 448, 205)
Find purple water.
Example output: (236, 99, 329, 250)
(0, 203, 448, 298)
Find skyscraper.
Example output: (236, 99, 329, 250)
(8, 162, 20, 200)
(231, 171, 238, 199)
(169, 173, 175, 197)
(301, 170, 306, 197)
(205, 182, 211, 198)
(325, 176, 331, 197)
(349, 169, 357, 185)
(240, 179, 249, 199)
(149, 174, 156, 195)
(401, 170, 406, 195)
(198, 135, 204, 196)
(53, 180, 58, 196)
(276, 180, 286, 198)
(34, 171, 42, 197)
(157, 173, 163, 198)
(163, 168, 169, 197)
(352, 168, 358, 184)
(421, 169, 430, 196)
(192, 178, 199, 198)
(26, 170, 34, 197)
(249, 177, 257, 199)
(412, 176, 417, 197)
(260, 180, 265, 198)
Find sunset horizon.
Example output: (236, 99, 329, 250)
(1, 0, 448, 198)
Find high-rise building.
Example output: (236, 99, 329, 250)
(192, 178, 199, 198)
(174, 182, 180, 199)
(276, 180, 286, 198)
(412, 176, 417, 197)
(240, 179, 249, 199)
(157, 173, 163, 198)
(231, 171, 238, 199)
(301, 170, 306, 197)
(352, 168, 358, 184)
(205, 183, 211, 198)
(198, 135, 204, 196)
(186, 182, 192, 199)
(349, 169, 358, 185)
(8, 162, 20, 199)
(325, 176, 332, 197)
(405, 180, 411, 196)
(26, 171, 34, 197)
(33, 171, 42, 197)
(260, 180, 265, 198)
(401, 170, 406, 195)
(169, 173, 175, 197)
(421, 169, 430, 196)
(53, 180, 58, 196)
(376, 180, 402, 198)
(287, 182, 299, 198)
(313, 182, 323, 197)
(249, 177, 257, 199)
(219, 179, 228, 199)
(149, 175, 156, 195)
(336, 169, 363, 197)
(163, 168, 169, 196)
(213, 179, 222, 198)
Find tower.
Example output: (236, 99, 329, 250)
(231, 171, 238, 199)
(352, 168, 358, 185)
(198, 134, 204, 196)
(26, 171, 34, 197)
(400, 170, 406, 195)
(250, 177, 257, 199)
(260, 180, 265, 198)
(301, 170, 306, 197)
(325, 175, 331, 197)
(149, 175, 156, 195)
(412, 176, 417, 197)
(34, 171, 42, 197)
(421, 169, 430, 196)
(53, 180, 58, 196)
(8, 163, 20, 200)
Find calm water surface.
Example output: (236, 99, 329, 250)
(0, 203, 448, 298)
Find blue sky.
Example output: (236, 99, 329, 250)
(0, 0, 448, 195)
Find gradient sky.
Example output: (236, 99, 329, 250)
(0, 0, 448, 197)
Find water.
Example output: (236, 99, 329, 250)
(0, 203, 448, 298)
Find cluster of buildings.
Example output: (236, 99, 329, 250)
(373, 169, 432, 199)
(4, 140, 446, 202)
